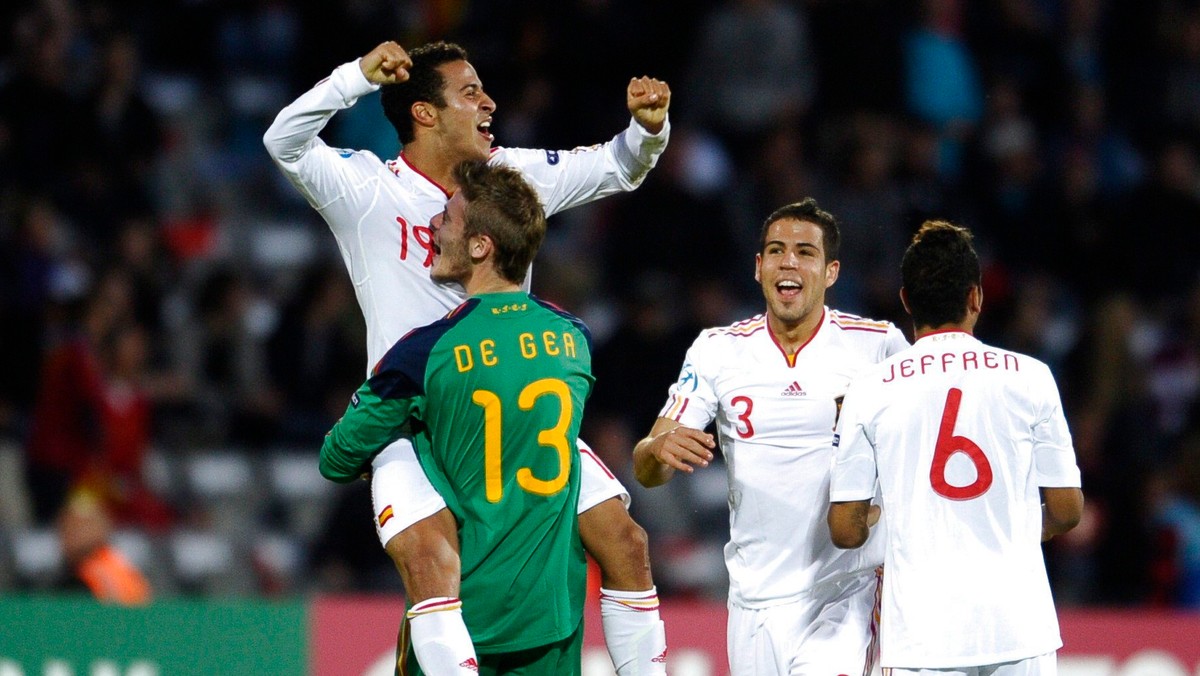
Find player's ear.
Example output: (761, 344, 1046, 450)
(469, 234, 492, 261)
(899, 287, 912, 314)
(824, 259, 840, 288)
(411, 101, 438, 130)
(968, 284, 983, 314)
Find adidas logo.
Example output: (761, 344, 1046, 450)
(651, 648, 668, 663)
(459, 657, 479, 672)
(781, 381, 806, 397)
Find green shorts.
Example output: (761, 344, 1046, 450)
(398, 619, 583, 676)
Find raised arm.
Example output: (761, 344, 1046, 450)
(263, 42, 407, 171)
(632, 417, 714, 488)
(498, 75, 671, 215)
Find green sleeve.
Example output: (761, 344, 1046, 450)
(319, 381, 418, 483)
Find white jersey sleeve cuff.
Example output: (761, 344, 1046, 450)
(334, 59, 382, 105)
(615, 116, 670, 179)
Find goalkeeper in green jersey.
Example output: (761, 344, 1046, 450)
(321, 160, 591, 675)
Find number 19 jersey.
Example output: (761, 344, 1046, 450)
(830, 331, 1082, 668)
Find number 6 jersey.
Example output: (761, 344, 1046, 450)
(830, 330, 1082, 668)
(321, 292, 593, 653)
(659, 308, 908, 607)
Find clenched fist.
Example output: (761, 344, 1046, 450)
(360, 41, 413, 85)
(627, 76, 671, 135)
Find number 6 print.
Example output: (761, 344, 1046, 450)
(930, 388, 993, 500)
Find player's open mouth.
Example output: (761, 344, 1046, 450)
(478, 120, 493, 142)
(776, 280, 802, 298)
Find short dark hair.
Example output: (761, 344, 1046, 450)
(453, 160, 546, 283)
(380, 41, 470, 145)
(901, 220, 982, 328)
(759, 198, 840, 261)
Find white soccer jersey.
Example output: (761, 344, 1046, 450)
(830, 331, 1082, 668)
(264, 59, 668, 368)
(659, 308, 909, 607)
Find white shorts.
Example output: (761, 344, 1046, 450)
(727, 569, 881, 676)
(884, 652, 1056, 676)
(370, 435, 629, 547)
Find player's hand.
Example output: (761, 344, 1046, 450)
(627, 76, 671, 135)
(361, 41, 412, 85)
(647, 425, 714, 474)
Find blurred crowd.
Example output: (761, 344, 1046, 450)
(0, 0, 1198, 608)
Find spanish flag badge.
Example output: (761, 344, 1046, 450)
(378, 505, 395, 528)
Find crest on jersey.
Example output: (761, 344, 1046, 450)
(678, 366, 698, 392)
(545, 150, 560, 165)
(351, 392, 360, 408)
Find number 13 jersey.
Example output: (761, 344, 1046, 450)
(830, 330, 1082, 668)
(659, 308, 908, 607)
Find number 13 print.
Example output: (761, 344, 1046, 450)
(472, 378, 573, 503)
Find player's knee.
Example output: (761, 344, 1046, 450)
(584, 507, 651, 578)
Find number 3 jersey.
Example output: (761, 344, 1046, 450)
(321, 292, 593, 652)
(830, 331, 1082, 668)
(658, 308, 908, 607)
(263, 59, 668, 370)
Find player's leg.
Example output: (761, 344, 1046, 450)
(372, 438, 477, 675)
(576, 439, 667, 675)
(727, 602, 790, 676)
(790, 568, 881, 675)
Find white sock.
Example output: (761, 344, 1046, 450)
(599, 586, 667, 675)
(406, 597, 479, 674)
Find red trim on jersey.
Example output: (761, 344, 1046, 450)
(676, 398, 689, 420)
(834, 325, 889, 334)
(398, 152, 453, 198)
(581, 445, 616, 479)
(767, 308, 824, 368)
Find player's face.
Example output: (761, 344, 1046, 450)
(433, 60, 496, 163)
(755, 218, 839, 327)
(430, 191, 472, 284)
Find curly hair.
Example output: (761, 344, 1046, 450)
(901, 220, 981, 328)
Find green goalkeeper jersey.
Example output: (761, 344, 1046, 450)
(320, 291, 592, 653)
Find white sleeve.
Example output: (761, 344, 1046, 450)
(882, 325, 912, 359)
(657, 334, 718, 431)
(262, 59, 382, 210)
(1031, 365, 1082, 488)
(494, 116, 670, 216)
(830, 379, 879, 502)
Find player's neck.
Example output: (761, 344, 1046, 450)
(914, 319, 976, 341)
(463, 268, 520, 297)
(766, 308, 822, 354)
(401, 142, 462, 194)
